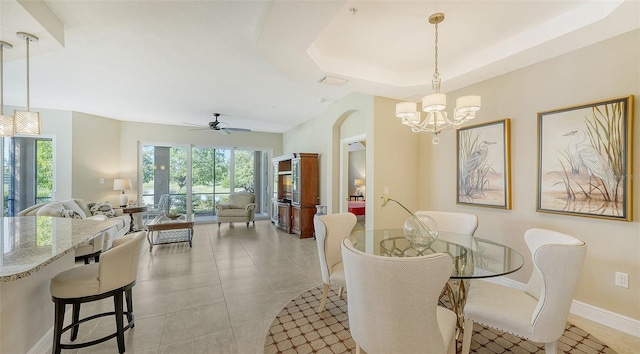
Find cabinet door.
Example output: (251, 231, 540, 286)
(291, 158, 301, 205)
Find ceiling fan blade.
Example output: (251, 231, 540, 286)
(188, 127, 211, 131)
(224, 127, 251, 132)
(218, 129, 232, 135)
(183, 122, 208, 127)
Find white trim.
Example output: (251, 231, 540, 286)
(483, 277, 640, 338)
(570, 300, 640, 337)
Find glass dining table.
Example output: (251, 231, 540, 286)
(349, 229, 524, 331)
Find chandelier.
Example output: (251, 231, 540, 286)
(395, 13, 481, 144)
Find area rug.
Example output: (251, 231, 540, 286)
(264, 286, 617, 354)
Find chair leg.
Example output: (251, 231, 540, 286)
(83, 257, 90, 265)
(125, 288, 135, 329)
(52, 300, 65, 354)
(338, 286, 345, 299)
(461, 318, 474, 354)
(318, 284, 329, 312)
(544, 341, 558, 354)
(355, 343, 361, 354)
(94, 254, 100, 263)
(70, 302, 81, 341)
(218, 222, 221, 228)
(114, 291, 126, 354)
(246, 222, 249, 227)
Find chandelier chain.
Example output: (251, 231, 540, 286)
(433, 21, 439, 81)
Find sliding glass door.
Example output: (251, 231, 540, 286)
(141, 143, 269, 223)
(2, 137, 54, 216)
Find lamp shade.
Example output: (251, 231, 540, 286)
(354, 179, 364, 186)
(396, 102, 418, 119)
(422, 93, 446, 112)
(455, 95, 481, 114)
(14, 110, 40, 135)
(0, 115, 14, 137)
(113, 178, 132, 191)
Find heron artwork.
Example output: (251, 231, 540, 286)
(460, 140, 496, 198)
(563, 129, 617, 201)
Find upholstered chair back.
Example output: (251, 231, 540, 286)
(342, 238, 456, 354)
(314, 213, 357, 285)
(522, 228, 587, 343)
(415, 210, 478, 236)
(228, 193, 255, 208)
(98, 231, 146, 293)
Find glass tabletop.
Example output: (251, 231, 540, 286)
(350, 229, 524, 279)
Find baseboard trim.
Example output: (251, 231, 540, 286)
(480, 277, 639, 338)
(27, 325, 53, 354)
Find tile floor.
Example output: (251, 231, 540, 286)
(53, 220, 638, 353)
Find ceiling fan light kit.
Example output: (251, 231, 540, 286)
(395, 13, 481, 144)
(14, 32, 41, 136)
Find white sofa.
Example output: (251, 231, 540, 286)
(18, 199, 130, 250)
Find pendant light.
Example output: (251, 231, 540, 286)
(395, 13, 481, 144)
(0, 41, 14, 137)
(14, 32, 41, 136)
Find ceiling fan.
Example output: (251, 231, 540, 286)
(187, 113, 251, 135)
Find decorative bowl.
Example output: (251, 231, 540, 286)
(166, 213, 182, 220)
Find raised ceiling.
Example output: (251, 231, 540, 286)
(1, 0, 638, 133)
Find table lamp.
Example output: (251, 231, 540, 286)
(354, 179, 364, 196)
(113, 178, 132, 207)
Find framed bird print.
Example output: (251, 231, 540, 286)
(457, 119, 511, 209)
(537, 95, 634, 221)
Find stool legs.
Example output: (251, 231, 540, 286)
(52, 300, 65, 354)
(70, 303, 81, 341)
(125, 288, 135, 329)
(114, 291, 125, 354)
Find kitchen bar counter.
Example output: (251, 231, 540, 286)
(0, 216, 119, 353)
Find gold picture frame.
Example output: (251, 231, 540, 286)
(537, 95, 634, 221)
(457, 119, 511, 209)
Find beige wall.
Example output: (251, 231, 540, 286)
(418, 29, 640, 319)
(71, 112, 122, 204)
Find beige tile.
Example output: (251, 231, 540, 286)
(232, 320, 274, 354)
(77, 315, 164, 353)
(171, 271, 221, 291)
(166, 285, 225, 313)
(160, 303, 231, 345)
(157, 329, 236, 354)
(215, 255, 256, 270)
(132, 291, 171, 319)
(221, 279, 274, 299)
(217, 265, 263, 285)
(135, 277, 175, 296)
(175, 260, 218, 276)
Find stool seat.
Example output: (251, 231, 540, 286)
(51, 263, 100, 298)
(51, 231, 145, 354)
(74, 232, 104, 264)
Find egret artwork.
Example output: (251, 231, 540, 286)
(457, 119, 511, 209)
(537, 96, 632, 221)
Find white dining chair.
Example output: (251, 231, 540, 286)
(313, 212, 357, 312)
(415, 210, 478, 236)
(341, 238, 457, 354)
(461, 228, 587, 354)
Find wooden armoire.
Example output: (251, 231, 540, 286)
(271, 153, 319, 238)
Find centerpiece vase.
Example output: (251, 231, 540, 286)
(403, 215, 439, 250)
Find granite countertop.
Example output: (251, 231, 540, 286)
(0, 216, 119, 282)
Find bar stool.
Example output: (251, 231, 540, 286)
(50, 231, 146, 354)
(74, 232, 104, 264)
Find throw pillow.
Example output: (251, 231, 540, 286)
(89, 201, 116, 218)
(60, 209, 83, 219)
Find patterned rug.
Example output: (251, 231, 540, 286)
(264, 286, 617, 354)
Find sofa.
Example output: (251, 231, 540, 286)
(215, 193, 256, 227)
(18, 199, 130, 250)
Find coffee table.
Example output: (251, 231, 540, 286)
(145, 214, 194, 252)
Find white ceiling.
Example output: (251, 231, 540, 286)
(0, 0, 638, 133)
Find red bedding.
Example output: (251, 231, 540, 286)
(348, 201, 365, 216)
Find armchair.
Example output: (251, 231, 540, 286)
(142, 194, 171, 224)
(215, 193, 256, 228)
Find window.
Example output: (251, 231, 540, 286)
(141, 144, 269, 222)
(2, 137, 54, 216)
